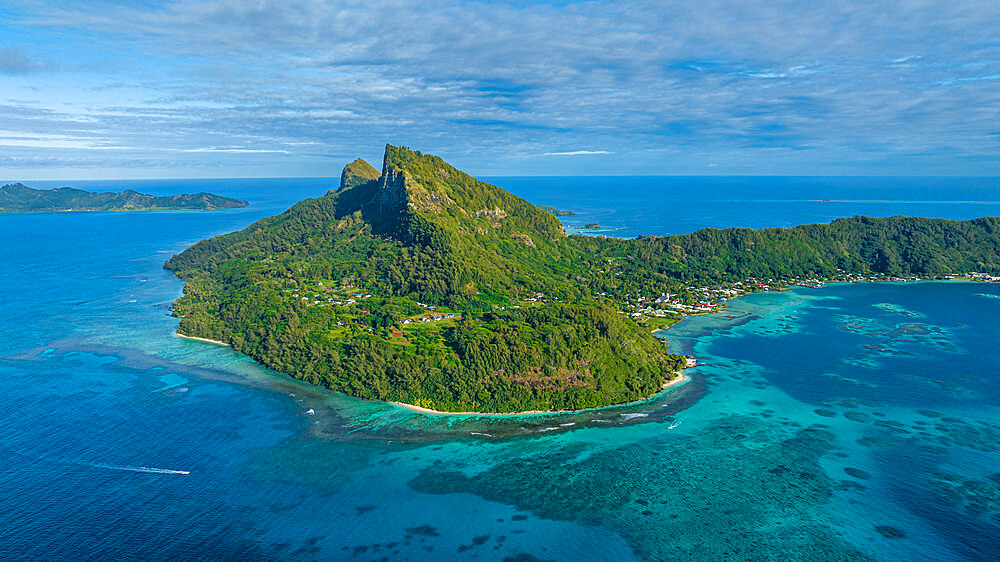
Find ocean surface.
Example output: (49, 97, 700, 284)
(2, 176, 999, 560)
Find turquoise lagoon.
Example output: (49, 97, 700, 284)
(1, 177, 999, 560)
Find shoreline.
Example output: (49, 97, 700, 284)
(652, 278, 982, 334)
(175, 332, 230, 346)
(391, 372, 690, 417)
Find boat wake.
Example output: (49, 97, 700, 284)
(86, 461, 190, 475)
(10, 448, 192, 475)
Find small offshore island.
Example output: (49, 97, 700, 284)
(0, 183, 248, 212)
(165, 145, 1000, 413)
(538, 205, 575, 216)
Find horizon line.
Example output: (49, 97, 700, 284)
(6, 173, 1000, 184)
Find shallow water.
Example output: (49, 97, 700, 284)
(2, 177, 999, 559)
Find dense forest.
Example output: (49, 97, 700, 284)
(165, 145, 1000, 412)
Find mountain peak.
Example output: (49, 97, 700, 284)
(339, 158, 380, 192)
(376, 144, 565, 241)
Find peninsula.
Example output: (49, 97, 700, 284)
(165, 144, 1000, 413)
(0, 183, 248, 213)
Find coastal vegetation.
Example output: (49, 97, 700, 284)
(538, 205, 575, 216)
(0, 183, 248, 212)
(165, 145, 1000, 412)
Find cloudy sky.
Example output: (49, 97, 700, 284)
(2, 0, 999, 179)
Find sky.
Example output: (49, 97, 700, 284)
(1, 0, 999, 179)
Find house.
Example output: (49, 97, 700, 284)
(401, 318, 413, 325)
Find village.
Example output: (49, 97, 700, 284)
(603, 269, 992, 330)
(279, 267, 994, 337)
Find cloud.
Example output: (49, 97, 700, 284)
(543, 150, 612, 156)
(0, 47, 45, 74)
(1, 1, 999, 176)
(180, 147, 291, 154)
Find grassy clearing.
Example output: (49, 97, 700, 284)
(643, 316, 681, 331)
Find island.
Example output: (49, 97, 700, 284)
(165, 144, 1000, 413)
(0, 183, 248, 213)
(583, 222, 601, 229)
(538, 205, 575, 216)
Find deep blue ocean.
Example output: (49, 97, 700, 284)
(2, 176, 999, 560)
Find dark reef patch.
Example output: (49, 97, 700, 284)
(404, 525, 440, 538)
(929, 471, 1000, 523)
(835, 480, 868, 492)
(354, 505, 376, 516)
(844, 468, 872, 480)
(875, 525, 906, 539)
(503, 554, 555, 562)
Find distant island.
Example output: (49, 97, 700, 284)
(538, 205, 575, 216)
(583, 222, 601, 229)
(165, 145, 1000, 413)
(0, 183, 248, 213)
